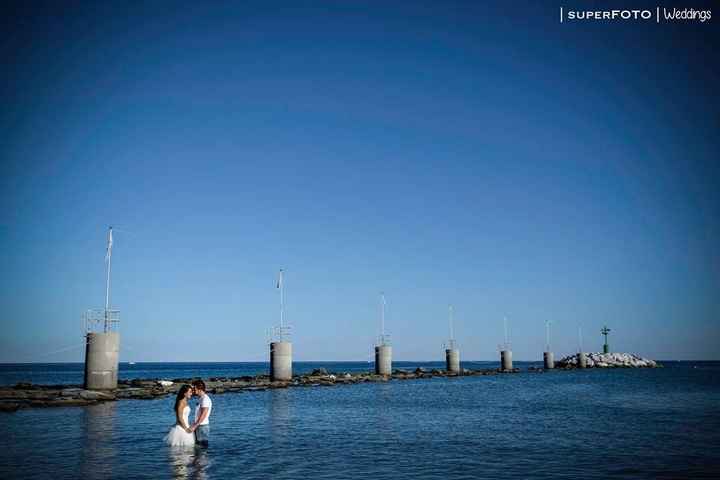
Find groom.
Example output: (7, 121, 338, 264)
(190, 380, 213, 446)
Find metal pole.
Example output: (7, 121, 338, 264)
(104, 227, 112, 333)
(504, 317, 508, 349)
(449, 305, 454, 341)
(279, 269, 284, 340)
(601, 326, 611, 353)
(380, 292, 385, 339)
(578, 326, 583, 353)
(546, 320, 551, 352)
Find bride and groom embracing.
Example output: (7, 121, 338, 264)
(164, 380, 213, 447)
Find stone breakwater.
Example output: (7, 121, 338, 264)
(556, 352, 658, 368)
(0, 367, 517, 412)
(0, 355, 658, 413)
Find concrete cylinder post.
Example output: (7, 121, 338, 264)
(500, 350, 513, 371)
(543, 351, 554, 369)
(577, 352, 587, 369)
(375, 345, 392, 375)
(84, 332, 120, 390)
(446, 348, 460, 374)
(270, 341, 293, 381)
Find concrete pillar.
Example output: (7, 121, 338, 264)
(84, 332, 120, 390)
(375, 345, 392, 375)
(500, 350, 513, 371)
(543, 351, 554, 369)
(445, 348, 460, 374)
(270, 341, 292, 381)
(577, 352, 587, 369)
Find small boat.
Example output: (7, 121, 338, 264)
(129, 361, 136, 365)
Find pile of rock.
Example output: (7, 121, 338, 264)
(556, 352, 658, 368)
(0, 385, 118, 412)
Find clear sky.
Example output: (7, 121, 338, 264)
(1, 1, 718, 362)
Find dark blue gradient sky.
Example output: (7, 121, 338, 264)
(1, 1, 718, 362)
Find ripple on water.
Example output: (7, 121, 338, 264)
(1, 364, 720, 479)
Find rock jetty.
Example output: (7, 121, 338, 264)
(1, 354, 660, 413)
(556, 352, 658, 368)
(0, 366, 518, 412)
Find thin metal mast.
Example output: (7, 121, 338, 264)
(449, 305, 454, 341)
(578, 325, 583, 353)
(278, 269, 284, 340)
(503, 316, 509, 350)
(380, 292, 385, 340)
(545, 320, 551, 352)
(104, 226, 113, 333)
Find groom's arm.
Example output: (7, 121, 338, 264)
(191, 407, 209, 430)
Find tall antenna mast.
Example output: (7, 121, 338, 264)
(380, 292, 386, 338)
(503, 316, 509, 350)
(278, 269, 284, 340)
(104, 226, 113, 333)
(578, 325, 583, 353)
(377, 292, 391, 346)
(446, 304, 457, 350)
(545, 320, 551, 352)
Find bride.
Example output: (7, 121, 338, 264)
(164, 384, 195, 447)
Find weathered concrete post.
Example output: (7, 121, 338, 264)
(84, 331, 120, 390)
(501, 350, 513, 371)
(445, 305, 460, 374)
(374, 292, 392, 375)
(270, 341, 292, 381)
(577, 351, 587, 369)
(543, 351, 554, 369)
(84, 227, 121, 391)
(375, 345, 392, 375)
(577, 325, 587, 368)
(500, 317, 513, 371)
(446, 347, 460, 374)
(270, 269, 292, 381)
(543, 321, 554, 370)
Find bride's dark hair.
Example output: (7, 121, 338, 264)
(174, 384, 192, 412)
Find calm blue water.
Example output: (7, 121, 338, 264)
(1, 362, 719, 479)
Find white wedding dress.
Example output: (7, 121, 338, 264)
(164, 405, 195, 447)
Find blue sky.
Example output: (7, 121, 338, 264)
(1, 1, 718, 362)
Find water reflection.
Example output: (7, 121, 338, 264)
(79, 402, 117, 480)
(192, 447, 211, 479)
(269, 389, 292, 443)
(167, 446, 210, 480)
(374, 383, 394, 426)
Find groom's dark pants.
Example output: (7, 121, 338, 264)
(196, 425, 210, 446)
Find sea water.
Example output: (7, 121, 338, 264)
(1, 362, 719, 479)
